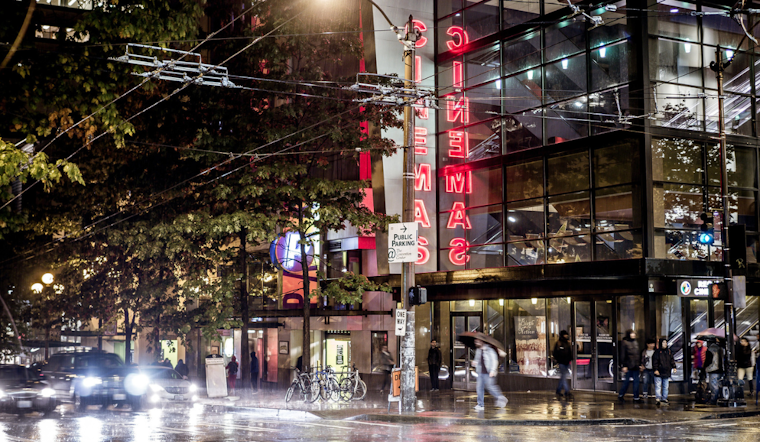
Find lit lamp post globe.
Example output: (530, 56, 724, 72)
(31, 283, 44, 294)
(41, 273, 54, 285)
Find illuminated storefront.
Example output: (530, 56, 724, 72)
(402, 0, 760, 394)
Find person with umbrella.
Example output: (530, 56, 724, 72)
(470, 335, 507, 410)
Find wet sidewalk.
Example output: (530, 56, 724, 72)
(198, 388, 760, 425)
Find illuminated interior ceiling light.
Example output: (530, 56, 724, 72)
(599, 46, 606, 58)
(531, 298, 537, 305)
(499, 299, 504, 306)
(469, 299, 475, 306)
(527, 70, 533, 80)
(726, 49, 734, 60)
(508, 216, 516, 222)
(495, 79, 501, 90)
(684, 42, 691, 53)
(561, 58, 568, 69)
(605, 4, 617, 11)
(567, 297, 571, 304)
(575, 101, 583, 108)
(670, 8, 679, 13)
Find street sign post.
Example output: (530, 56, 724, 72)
(388, 222, 418, 264)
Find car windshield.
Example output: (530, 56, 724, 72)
(141, 368, 183, 380)
(0, 366, 27, 381)
(75, 355, 124, 368)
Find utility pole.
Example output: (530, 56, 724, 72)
(709, 45, 744, 406)
(400, 14, 417, 413)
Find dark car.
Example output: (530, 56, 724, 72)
(41, 351, 149, 411)
(0, 365, 57, 414)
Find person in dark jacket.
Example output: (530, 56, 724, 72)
(552, 330, 574, 398)
(641, 338, 656, 399)
(618, 329, 641, 401)
(250, 351, 260, 391)
(737, 338, 754, 395)
(653, 338, 676, 405)
(427, 340, 442, 391)
(704, 339, 724, 405)
(175, 359, 189, 378)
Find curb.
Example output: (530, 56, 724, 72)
(346, 414, 650, 426)
(700, 410, 760, 420)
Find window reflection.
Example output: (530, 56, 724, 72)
(651, 83, 704, 130)
(547, 191, 591, 236)
(547, 152, 589, 195)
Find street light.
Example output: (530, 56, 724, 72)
(31, 272, 56, 358)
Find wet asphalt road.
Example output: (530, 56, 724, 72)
(3, 404, 760, 441)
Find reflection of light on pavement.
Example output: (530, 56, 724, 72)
(78, 416, 103, 442)
(224, 413, 234, 437)
(188, 402, 203, 437)
(38, 419, 57, 442)
(132, 415, 151, 442)
(0, 423, 8, 442)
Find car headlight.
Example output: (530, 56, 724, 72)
(0, 390, 5, 398)
(83, 377, 102, 388)
(41, 388, 55, 398)
(150, 384, 163, 393)
(188, 384, 197, 393)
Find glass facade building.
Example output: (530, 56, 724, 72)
(414, 0, 760, 393)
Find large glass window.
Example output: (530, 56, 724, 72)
(650, 0, 698, 41)
(650, 38, 703, 87)
(546, 297, 572, 377)
(465, 44, 501, 88)
(652, 138, 704, 184)
(545, 20, 586, 63)
(651, 82, 704, 131)
(503, 31, 541, 76)
(502, 71, 543, 113)
(503, 113, 542, 153)
(546, 98, 589, 144)
(547, 151, 589, 194)
(465, 0, 500, 41)
(503, 0, 539, 30)
(594, 142, 639, 187)
(591, 41, 630, 91)
(544, 55, 587, 104)
(506, 160, 543, 201)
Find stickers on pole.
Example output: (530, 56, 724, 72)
(388, 222, 418, 264)
(395, 309, 407, 336)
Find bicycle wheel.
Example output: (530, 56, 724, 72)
(339, 378, 354, 402)
(322, 378, 340, 402)
(353, 380, 367, 401)
(309, 379, 322, 403)
(285, 384, 295, 402)
(300, 379, 313, 402)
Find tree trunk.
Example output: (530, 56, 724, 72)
(239, 228, 250, 390)
(299, 206, 311, 372)
(124, 308, 132, 365)
(98, 318, 103, 351)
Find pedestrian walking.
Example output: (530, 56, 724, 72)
(250, 351, 260, 391)
(378, 345, 394, 393)
(693, 340, 707, 381)
(653, 338, 676, 405)
(737, 338, 755, 395)
(427, 340, 442, 391)
(641, 338, 656, 398)
(226, 355, 239, 395)
(473, 338, 507, 410)
(552, 330, 573, 398)
(704, 339, 724, 405)
(618, 329, 641, 401)
(175, 359, 189, 379)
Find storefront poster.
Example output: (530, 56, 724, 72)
(514, 316, 546, 375)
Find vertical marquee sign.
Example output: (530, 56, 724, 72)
(439, 26, 472, 269)
(410, 18, 437, 273)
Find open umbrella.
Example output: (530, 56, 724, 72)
(696, 327, 738, 342)
(458, 331, 507, 357)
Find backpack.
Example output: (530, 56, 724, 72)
(229, 361, 238, 375)
(553, 341, 572, 363)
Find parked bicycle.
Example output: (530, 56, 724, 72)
(285, 368, 313, 402)
(339, 363, 367, 401)
(309, 365, 343, 402)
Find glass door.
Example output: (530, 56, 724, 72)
(573, 300, 616, 392)
(574, 301, 593, 390)
(452, 314, 482, 391)
(595, 301, 616, 391)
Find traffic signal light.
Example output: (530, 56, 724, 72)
(699, 212, 714, 245)
(408, 286, 427, 306)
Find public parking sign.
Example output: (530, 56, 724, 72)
(388, 222, 418, 264)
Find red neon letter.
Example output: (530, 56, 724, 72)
(415, 163, 432, 192)
(414, 127, 428, 155)
(447, 202, 472, 230)
(446, 26, 469, 51)
(446, 96, 469, 125)
(415, 56, 422, 83)
(445, 171, 472, 194)
(416, 101, 429, 120)
(449, 238, 470, 266)
(415, 199, 431, 228)
(404, 20, 428, 48)
(453, 61, 463, 89)
(416, 236, 430, 266)
(448, 131, 469, 159)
